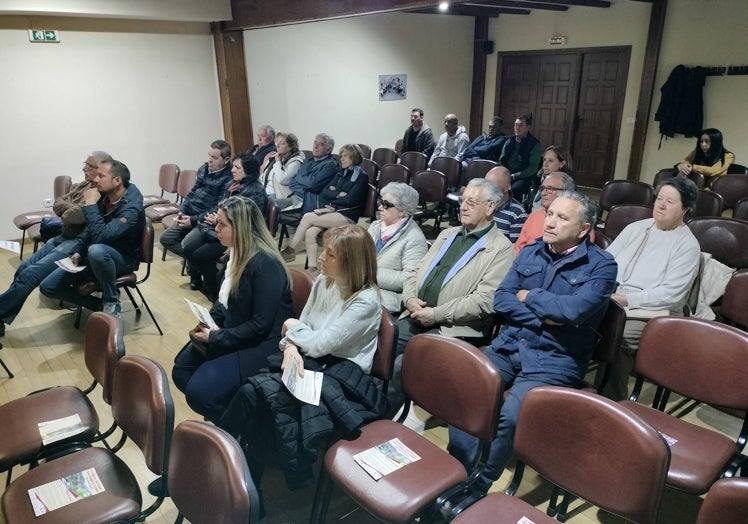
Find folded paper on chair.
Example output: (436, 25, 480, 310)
(38, 414, 86, 446)
(28, 468, 105, 516)
(353, 438, 421, 480)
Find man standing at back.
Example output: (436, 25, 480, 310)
(500, 114, 542, 202)
(428, 114, 469, 167)
(160, 140, 233, 266)
(41, 159, 145, 317)
(402, 108, 435, 159)
(448, 191, 617, 494)
(0, 151, 111, 337)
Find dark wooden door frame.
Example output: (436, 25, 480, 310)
(494, 45, 631, 187)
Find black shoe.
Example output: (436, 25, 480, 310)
(189, 277, 203, 291)
(0, 320, 4, 337)
(148, 476, 169, 497)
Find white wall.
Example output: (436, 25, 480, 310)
(484, 0, 652, 181)
(243, 12, 474, 152)
(640, 0, 748, 183)
(0, 0, 231, 22)
(0, 17, 224, 240)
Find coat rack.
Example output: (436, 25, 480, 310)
(703, 65, 748, 77)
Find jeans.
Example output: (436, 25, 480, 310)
(40, 243, 135, 311)
(447, 349, 577, 493)
(160, 224, 190, 257)
(0, 236, 83, 324)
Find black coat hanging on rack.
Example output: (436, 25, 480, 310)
(654, 64, 706, 148)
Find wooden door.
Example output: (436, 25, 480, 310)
(572, 50, 629, 187)
(495, 47, 630, 188)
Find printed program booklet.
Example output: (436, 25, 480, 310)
(38, 414, 86, 446)
(54, 257, 86, 273)
(281, 357, 323, 406)
(353, 437, 421, 480)
(184, 298, 217, 329)
(28, 468, 105, 516)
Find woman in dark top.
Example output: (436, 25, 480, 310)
(183, 153, 268, 300)
(280, 144, 369, 272)
(173, 195, 293, 423)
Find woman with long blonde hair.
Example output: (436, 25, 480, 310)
(173, 195, 294, 423)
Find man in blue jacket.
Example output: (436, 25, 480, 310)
(40, 159, 145, 317)
(287, 133, 339, 214)
(448, 190, 617, 493)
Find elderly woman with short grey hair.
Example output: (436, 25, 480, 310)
(367, 182, 429, 312)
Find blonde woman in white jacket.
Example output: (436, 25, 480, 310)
(262, 132, 305, 200)
(367, 183, 428, 313)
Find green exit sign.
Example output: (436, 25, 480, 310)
(28, 29, 60, 43)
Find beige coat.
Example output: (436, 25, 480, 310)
(400, 225, 514, 339)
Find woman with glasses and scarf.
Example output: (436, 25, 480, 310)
(367, 182, 428, 313)
(281, 144, 368, 273)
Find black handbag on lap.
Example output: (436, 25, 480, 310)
(39, 216, 63, 242)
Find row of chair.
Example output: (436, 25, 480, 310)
(652, 169, 748, 216)
(0, 312, 261, 524)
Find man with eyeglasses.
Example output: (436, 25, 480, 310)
(0, 151, 112, 338)
(449, 190, 617, 494)
(387, 178, 515, 414)
(286, 133, 340, 214)
(514, 171, 575, 255)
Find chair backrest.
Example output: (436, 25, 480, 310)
(722, 269, 748, 329)
(734, 197, 748, 221)
(266, 199, 279, 237)
(687, 216, 748, 268)
(726, 163, 748, 175)
(141, 218, 155, 265)
(402, 334, 502, 441)
(84, 312, 125, 405)
(394, 138, 404, 155)
(372, 147, 398, 167)
(302, 149, 314, 160)
(399, 151, 428, 175)
(593, 230, 612, 250)
(168, 420, 260, 524)
(602, 204, 653, 239)
(591, 299, 626, 366)
(463, 159, 497, 185)
(378, 163, 410, 188)
(652, 168, 676, 189)
(361, 158, 379, 186)
(362, 184, 379, 221)
(111, 355, 174, 476)
(177, 169, 198, 200)
(357, 143, 372, 160)
(688, 189, 724, 219)
(371, 307, 398, 385)
(635, 317, 748, 409)
(696, 477, 748, 524)
(430, 156, 462, 189)
(290, 268, 315, 318)
(688, 171, 706, 189)
(53, 175, 73, 198)
(711, 173, 748, 211)
(158, 163, 180, 193)
(514, 387, 670, 524)
(412, 170, 447, 204)
(599, 180, 655, 214)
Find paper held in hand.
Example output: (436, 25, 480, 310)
(353, 438, 421, 481)
(184, 298, 218, 329)
(28, 468, 105, 517)
(54, 257, 87, 273)
(281, 357, 323, 406)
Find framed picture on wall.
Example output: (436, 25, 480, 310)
(379, 74, 407, 101)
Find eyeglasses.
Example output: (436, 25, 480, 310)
(377, 199, 396, 209)
(457, 197, 495, 208)
(540, 185, 563, 193)
(82, 162, 98, 170)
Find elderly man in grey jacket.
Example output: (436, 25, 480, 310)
(388, 178, 515, 413)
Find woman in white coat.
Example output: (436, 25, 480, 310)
(367, 182, 428, 313)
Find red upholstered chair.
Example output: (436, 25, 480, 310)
(357, 143, 372, 160)
(378, 163, 410, 188)
(721, 269, 748, 330)
(0, 313, 124, 485)
(147, 168, 197, 226)
(361, 183, 379, 222)
(1, 355, 175, 524)
(598, 179, 655, 222)
(310, 334, 502, 524)
(373, 147, 398, 168)
(289, 268, 315, 319)
(168, 421, 261, 524)
(13, 175, 72, 259)
(142, 163, 180, 208)
(361, 158, 379, 186)
(711, 173, 748, 213)
(430, 156, 462, 190)
(447, 160, 497, 205)
(399, 151, 428, 176)
(602, 204, 653, 240)
(687, 216, 748, 269)
(734, 197, 748, 221)
(452, 387, 670, 524)
(412, 169, 448, 232)
(696, 477, 748, 524)
(687, 189, 724, 219)
(726, 163, 748, 174)
(620, 317, 748, 496)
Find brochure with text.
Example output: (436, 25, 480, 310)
(353, 437, 421, 480)
(38, 414, 86, 446)
(281, 357, 323, 406)
(28, 468, 105, 516)
(184, 298, 217, 329)
(54, 257, 86, 273)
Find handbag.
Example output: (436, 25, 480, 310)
(39, 216, 63, 242)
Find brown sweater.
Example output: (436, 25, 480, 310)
(53, 180, 93, 238)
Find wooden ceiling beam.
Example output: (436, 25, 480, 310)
(412, 5, 530, 16)
(529, 0, 610, 7)
(467, 0, 568, 11)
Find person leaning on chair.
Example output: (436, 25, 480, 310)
(39, 159, 145, 318)
(448, 190, 617, 494)
(595, 176, 701, 401)
(0, 151, 112, 338)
